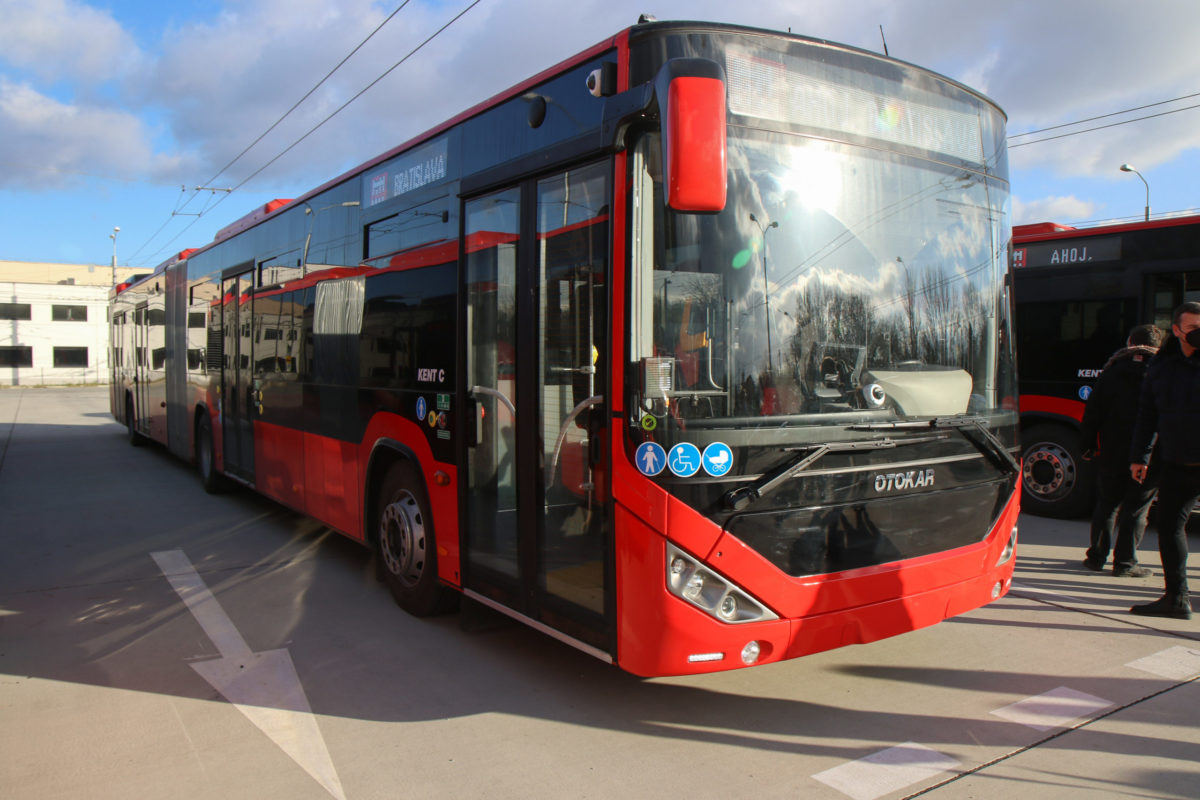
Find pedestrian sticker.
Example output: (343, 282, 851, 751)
(635, 442, 666, 476)
(702, 442, 734, 477)
(1078, 386, 1092, 401)
(416, 396, 427, 422)
(668, 443, 702, 478)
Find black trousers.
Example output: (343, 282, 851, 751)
(1087, 455, 1157, 570)
(1152, 463, 1200, 600)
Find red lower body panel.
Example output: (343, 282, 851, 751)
(615, 489, 1019, 677)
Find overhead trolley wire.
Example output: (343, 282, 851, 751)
(1007, 92, 1200, 148)
(128, 0, 417, 265)
(135, 0, 485, 267)
(192, 1, 414, 201)
(1008, 91, 1200, 139)
(1009, 103, 1200, 149)
(221, 0, 486, 198)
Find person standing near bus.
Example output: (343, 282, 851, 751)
(1081, 324, 1163, 576)
(1129, 301, 1200, 620)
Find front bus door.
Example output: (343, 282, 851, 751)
(463, 162, 613, 658)
(221, 269, 256, 482)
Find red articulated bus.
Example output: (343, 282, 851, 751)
(110, 18, 1019, 676)
(1012, 214, 1200, 517)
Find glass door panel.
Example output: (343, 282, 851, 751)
(221, 271, 255, 480)
(465, 189, 521, 584)
(537, 164, 610, 616)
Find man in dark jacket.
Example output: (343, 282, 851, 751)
(1129, 301, 1200, 620)
(1081, 324, 1163, 576)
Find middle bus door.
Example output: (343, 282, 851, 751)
(221, 270, 256, 482)
(463, 163, 613, 657)
(133, 302, 150, 436)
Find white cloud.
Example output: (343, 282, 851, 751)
(1, 0, 1198, 197)
(1012, 195, 1100, 226)
(0, 0, 143, 83)
(0, 78, 185, 189)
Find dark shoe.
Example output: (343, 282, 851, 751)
(1082, 558, 1104, 572)
(1113, 566, 1153, 578)
(1130, 596, 1193, 620)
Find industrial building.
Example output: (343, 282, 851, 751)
(1, 260, 144, 386)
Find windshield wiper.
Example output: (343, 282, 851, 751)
(850, 416, 1021, 475)
(723, 433, 946, 511)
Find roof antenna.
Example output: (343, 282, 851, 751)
(879, 25, 889, 57)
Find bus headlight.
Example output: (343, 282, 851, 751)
(996, 526, 1017, 566)
(666, 543, 778, 624)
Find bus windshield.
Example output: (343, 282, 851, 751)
(631, 125, 1014, 436)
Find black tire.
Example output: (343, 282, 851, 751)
(196, 413, 229, 494)
(1020, 423, 1094, 518)
(126, 395, 143, 447)
(374, 461, 456, 616)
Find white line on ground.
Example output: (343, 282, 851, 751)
(989, 686, 1113, 732)
(811, 742, 961, 800)
(152, 549, 346, 800)
(1126, 646, 1200, 680)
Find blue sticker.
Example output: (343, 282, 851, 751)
(1078, 386, 1092, 401)
(635, 442, 667, 476)
(416, 396, 427, 421)
(668, 443, 703, 478)
(702, 442, 734, 477)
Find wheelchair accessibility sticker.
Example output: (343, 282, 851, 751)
(668, 443, 702, 478)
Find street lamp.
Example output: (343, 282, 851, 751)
(301, 201, 361, 272)
(110, 226, 120, 285)
(749, 213, 779, 374)
(1119, 164, 1150, 222)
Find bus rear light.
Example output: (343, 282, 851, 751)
(666, 543, 777, 624)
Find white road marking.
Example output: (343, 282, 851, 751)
(1126, 646, 1200, 680)
(1007, 581, 1082, 603)
(153, 549, 346, 800)
(811, 742, 961, 800)
(989, 686, 1113, 731)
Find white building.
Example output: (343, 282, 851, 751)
(0, 260, 145, 386)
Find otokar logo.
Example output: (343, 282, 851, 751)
(874, 468, 935, 492)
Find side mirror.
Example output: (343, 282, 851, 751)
(655, 59, 727, 213)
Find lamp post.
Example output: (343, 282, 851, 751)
(1119, 164, 1150, 222)
(109, 226, 120, 284)
(301, 201, 361, 272)
(749, 213, 779, 374)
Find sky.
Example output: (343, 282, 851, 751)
(0, 0, 1197, 269)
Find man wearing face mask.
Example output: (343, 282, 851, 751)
(1080, 323, 1163, 576)
(1129, 301, 1200, 620)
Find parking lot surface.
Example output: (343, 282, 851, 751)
(2, 387, 1198, 799)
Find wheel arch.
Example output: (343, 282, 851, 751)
(363, 438, 425, 547)
(1020, 419, 1095, 518)
(192, 403, 211, 459)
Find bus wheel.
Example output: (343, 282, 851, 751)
(196, 414, 228, 494)
(1020, 423, 1093, 518)
(375, 462, 455, 616)
(126, 396, 143, 447)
